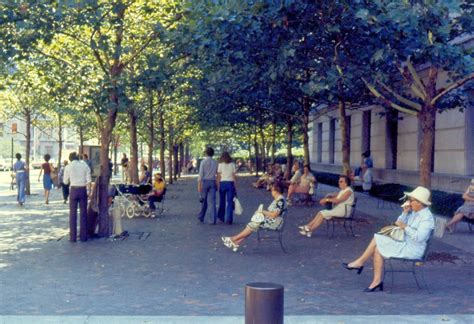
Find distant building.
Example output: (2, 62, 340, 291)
(308, 37, 473, 193)
(309, 104, 473, 193)
(0, 117, 79, 164)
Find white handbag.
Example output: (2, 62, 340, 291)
(377, 225, 405, 241)
(233, 197, 243, 215)
(308, 183, 315, 195)
(250, 204, 264, 223)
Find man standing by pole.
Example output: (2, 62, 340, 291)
(64, 152, 92, 242)
(197, 147, 218, 224)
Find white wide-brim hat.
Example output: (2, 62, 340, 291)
(403, 186, 431, 206)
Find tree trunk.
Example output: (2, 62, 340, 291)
(270, 117, 276, 164)
(247, 133, 252, 174)
(79, 126, 84, 154)
(418, 105, 436, 189)
(178, 142, 184, 178)
(113, 134, 119, 175)
(253, 130, 259, 177)
(185, 142, 190, 166)
(147, 90, 155, 177)
(302, 96, 311, 166)
(159, 109, 166, 179)
(417, 67, 439, 189)
(168, 122, 173, 184)
(147, 140, 154, 177)
(284, 117, 294, 180)
(338, 96, 351, 176)
(97, 103, 119, 237)
(173, 144, 179, 181)
(129, 109, 139, 184)
(57, 114, 63, 170)
(97, 1, 125, 237)
(25, 109, 31, 195)
(258, 113, 266, 170)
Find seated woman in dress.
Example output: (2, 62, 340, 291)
(284, 161, 301, 195)
(287, 164, 316, 206)
(342, 186, 434, 292)
(446, 179, 474, 233)
(139, 165, 151, 185)
(268, 163, 284, 190)
(298, 175, 354, 237)
(222, 182, 287, 252)
(253, 165, 273, 189)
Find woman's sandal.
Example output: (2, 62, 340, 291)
(298, 226, 312, 237)
(445, 225, 454, 234)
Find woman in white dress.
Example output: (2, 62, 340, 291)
(287, 164, 316, 206)
(298, 175, 354, 237)
(342, 186, 434, 292)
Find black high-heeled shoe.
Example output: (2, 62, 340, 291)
(341, 262, 364, 274)
(363, 282, 384, 292)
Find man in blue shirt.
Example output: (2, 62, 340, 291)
(197, 147, 218, 224)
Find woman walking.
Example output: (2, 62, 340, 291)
(13, 153, 27, 206)
(38, 154, 55, 204)
(58, 160, 70, 204)
(217, 152, 237, 224)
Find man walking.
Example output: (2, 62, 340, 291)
(64, 152, 92, 242)
(197, 147, 218, 224)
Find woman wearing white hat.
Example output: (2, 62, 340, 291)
(342, 186, 435, 292)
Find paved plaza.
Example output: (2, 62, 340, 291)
(0, 171, 473, 323)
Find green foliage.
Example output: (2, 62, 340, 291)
(1, 0, 472, 162)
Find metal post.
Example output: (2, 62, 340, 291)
(245, 282, 284, 324)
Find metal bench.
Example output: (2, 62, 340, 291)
(383, 230, 435, 293)
(325, 198, 358, 238)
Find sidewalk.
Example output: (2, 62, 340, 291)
(0, 174, 472, 321)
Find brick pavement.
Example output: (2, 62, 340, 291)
(0, 174, 473, 321)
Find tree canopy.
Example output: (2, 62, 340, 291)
(1, 0, 472, 229)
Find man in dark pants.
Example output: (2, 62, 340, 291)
(64, 152, 92, 242)
(197, 147, 218, 224)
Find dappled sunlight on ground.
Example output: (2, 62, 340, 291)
(0, 171, 69, 269)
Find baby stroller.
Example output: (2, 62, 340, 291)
(113, 183, 153, 218)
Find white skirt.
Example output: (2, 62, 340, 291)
(320, 204, 350, 219)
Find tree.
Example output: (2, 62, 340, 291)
(1, 61, 51, 194)
(361, 0, 473, 188)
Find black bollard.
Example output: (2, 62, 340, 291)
(245, 282, 284, 324)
